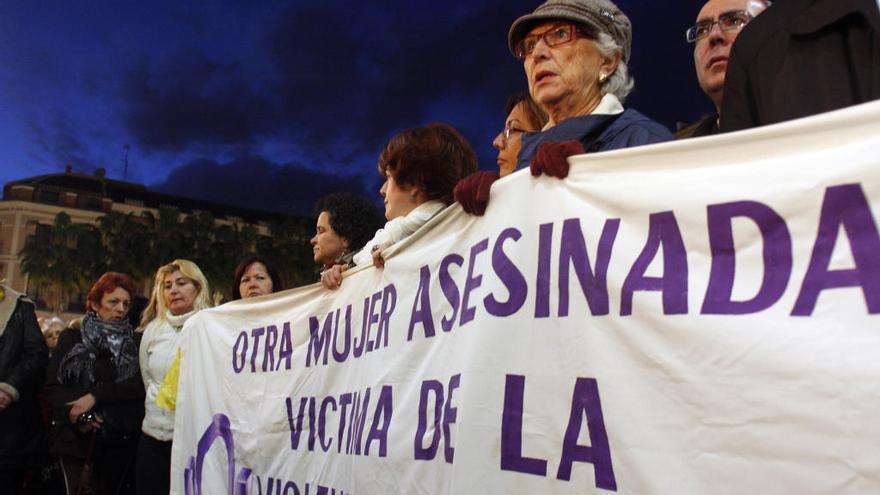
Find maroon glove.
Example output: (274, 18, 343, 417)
(454, 171, 500, 216)
(530, 140, 585, 179)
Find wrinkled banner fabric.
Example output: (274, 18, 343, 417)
(171, 102, 880, 495)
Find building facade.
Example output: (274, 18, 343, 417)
(1, 166, 289, 311)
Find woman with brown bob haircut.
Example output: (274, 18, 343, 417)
(321, 122, 477, 289)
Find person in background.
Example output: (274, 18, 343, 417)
(493, 91, 549, 177)
(42, 316, 66, 356)
(676, 0, 770, 139)
(136, 259, 212, 495)
(125, 295, 149, 330)
(720, 0, 880, 132)
(0, 284, 49, 495)
(321, 123, 478, 289)
(455, 0, 672, 215)
(44, 272, 144, 494)
(231, 255, 284, 300)
(311, 193, 385, 274)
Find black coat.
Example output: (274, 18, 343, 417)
(720, 0, 880, 132)
(44, 326, 145, 459)
(0, 297, 49, 469)
(675, 114, 719, 140)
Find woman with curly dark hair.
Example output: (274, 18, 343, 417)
(311, 193, 384, 272)
(321, 122, 478, 289)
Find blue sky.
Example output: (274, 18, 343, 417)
(0, 0, 709, 215)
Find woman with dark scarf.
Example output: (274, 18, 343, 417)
(44, 272, 144, 494)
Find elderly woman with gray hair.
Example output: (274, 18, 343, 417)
(455, 0, 672, 214)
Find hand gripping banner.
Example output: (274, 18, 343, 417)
(171, 101, 880, 495)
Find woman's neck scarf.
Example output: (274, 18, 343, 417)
(58, 312, 139, 385)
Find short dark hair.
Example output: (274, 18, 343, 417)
(231, 255, 284, 300)
(313, 193, 385, 255)
(378, 123, 478, 205)
(87, 272, 138, 313)
(505, 91, 549, 130)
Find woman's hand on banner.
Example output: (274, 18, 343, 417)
(530, 140, 585, 179)
(320, 264, 347, 290)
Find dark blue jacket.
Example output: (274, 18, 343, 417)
(517, 107, 673, 170)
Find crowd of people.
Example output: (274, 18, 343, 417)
(1, 0, 877, 493)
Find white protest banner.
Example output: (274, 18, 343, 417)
(171, 101, 880, 495)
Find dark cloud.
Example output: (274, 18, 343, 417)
(9, 0, 713, 209)
(118, 1, 537, 173)
(266, 0, 535, 164)
(25, 111, 99, 172)
(121, 51, 277, 151)
(152, 155, 381, 217)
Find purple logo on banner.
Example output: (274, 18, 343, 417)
(184, 413, 253, 495)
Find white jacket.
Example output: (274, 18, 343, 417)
(139, 309, 196, 441)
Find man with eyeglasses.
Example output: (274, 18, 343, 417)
(720, 0, 880, 132)
(676, 0, 769, 139)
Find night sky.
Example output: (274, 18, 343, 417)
(0, 1, 710, 217)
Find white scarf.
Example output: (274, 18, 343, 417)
(165, 308, 197, 330)
(352, 200, 445, 266)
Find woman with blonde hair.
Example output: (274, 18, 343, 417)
(135, 259, 211, 495)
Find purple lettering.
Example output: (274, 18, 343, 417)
(414, 380, 444, 461)
(354, 297, 370, 358)
(318, 396, 336, 452)
(306, 315, 332, 367)
(365, 291, 382, 352)
(249, 327, 265, 372)
(485, 228, 528, 317)
(332, 306, 352, 363)
(263, 324, 278, 372)
(439, 254, 464, 332)
(556, 378, 616, 490)
(307, 397, 317, 451)
(559, 218, 619, 316)
(375, 284, 397, 349)
(793, 184, 880, 315)
(232, 331, 247, 374)
(621, 211, 688, 315)
(353, 388, 371, 455)
(536, 222, 553, 318)
(365, 385, 393, 457)
(702, 201, 792, 314)
(442, 374, 460, 463)
(336, 393, 352, 454)
(407, 265, 436, 340)
(346, 392, 361, 455)
(460, 238, 489, 326)
(500, 375, 547, 476)
(285, 397, 308, 450)
(278, 322, 293, 371)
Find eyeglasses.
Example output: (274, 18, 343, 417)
(502, 126, 527, 144)
(515, 24, 588, 61)
(685, 11, 752, 43)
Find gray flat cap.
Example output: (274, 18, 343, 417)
(508, 0, 632, 62)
